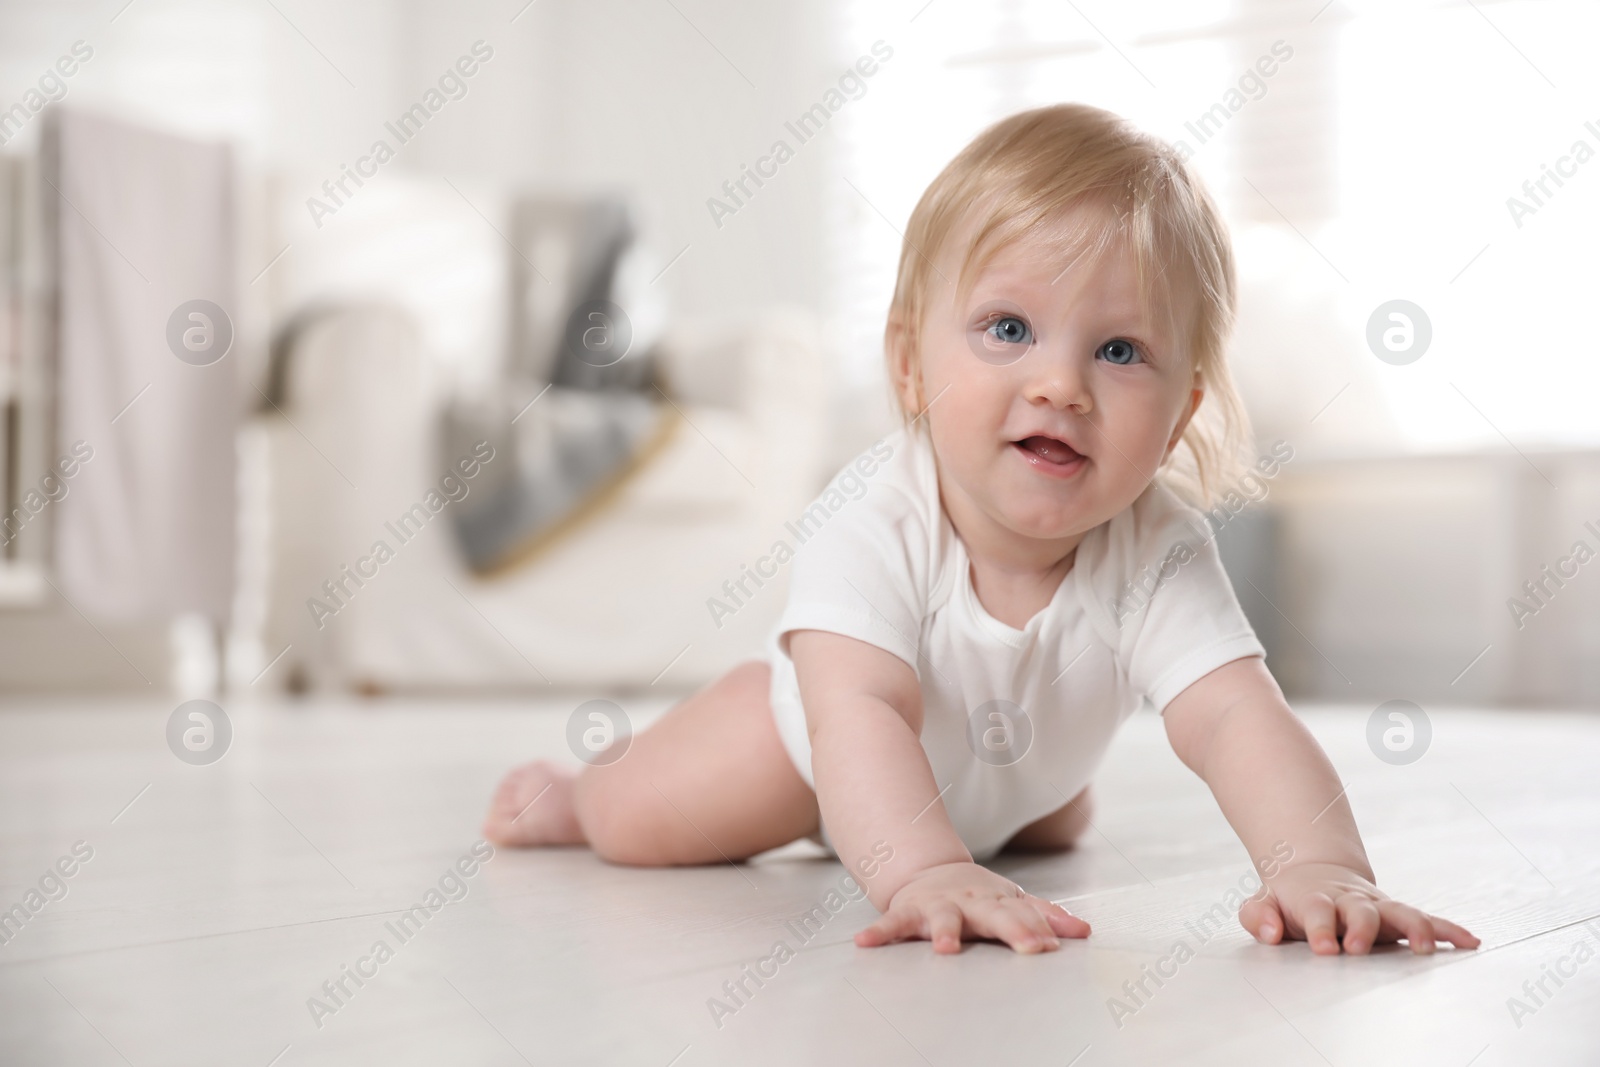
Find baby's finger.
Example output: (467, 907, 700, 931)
(1027, 896, 1091, 939)
(1238, 892, 1284, 944)
(1336, 896, 1382, 955)
(855, 907, 923, 948)
(1298, 892, 1341, 954)
(1423, 913, 1481, 950)
(1005, 897, 1062, 950)
(970, 898, 1056, 954)
(1376, 901, 1437, 955)
(926, 900, 964, 954)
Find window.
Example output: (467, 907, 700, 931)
(831, 0, 1600, 452)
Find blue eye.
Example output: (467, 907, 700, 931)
(986, 316, 1033, 346)
(1096, 338, 1142, 365)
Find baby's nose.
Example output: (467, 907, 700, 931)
(1023, 361, 1091, 413)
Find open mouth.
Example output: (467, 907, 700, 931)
(1012, 435, 1086, 477)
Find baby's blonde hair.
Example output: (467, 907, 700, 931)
(886, 103, 1252, 510)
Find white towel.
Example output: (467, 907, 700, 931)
(50, 108, 236, 621)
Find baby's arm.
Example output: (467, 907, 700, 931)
(1164, 655, 1480, 954)
(790, 629, 1090, 953)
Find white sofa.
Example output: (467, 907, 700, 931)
(238, 304, 830, 694)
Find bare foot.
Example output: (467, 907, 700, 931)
(483, 761, 586, 847)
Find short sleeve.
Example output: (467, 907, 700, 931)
(771, 441, 934, 675)
(1084, 482, 1265, 713)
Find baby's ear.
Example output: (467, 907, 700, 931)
(1165, 384, 1204, 458)
(885, 315, 923, 414)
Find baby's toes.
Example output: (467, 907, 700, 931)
(483, 761, 578, 846)
(492, 761, 562, 810)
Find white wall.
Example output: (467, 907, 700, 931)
(0, 0, 840, 692)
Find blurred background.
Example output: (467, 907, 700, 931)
(1, 0, 1597, 709)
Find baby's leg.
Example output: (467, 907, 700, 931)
(1001, 784, 1093, 853)
(484, 661, 820, 866)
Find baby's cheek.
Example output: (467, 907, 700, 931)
(927, 423, 988, 487)
(1112, 398, 1174, 454)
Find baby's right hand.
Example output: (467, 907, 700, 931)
(855, 861, 1091, 954)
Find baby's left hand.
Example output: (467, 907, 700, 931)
(1240, 862, 1480, 955)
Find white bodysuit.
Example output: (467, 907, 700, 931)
(764, 427, 1265, 861)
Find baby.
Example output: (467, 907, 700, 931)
(484, 103, 1479, 957)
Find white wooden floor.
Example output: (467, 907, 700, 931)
(0, 696, 1596, 1066)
